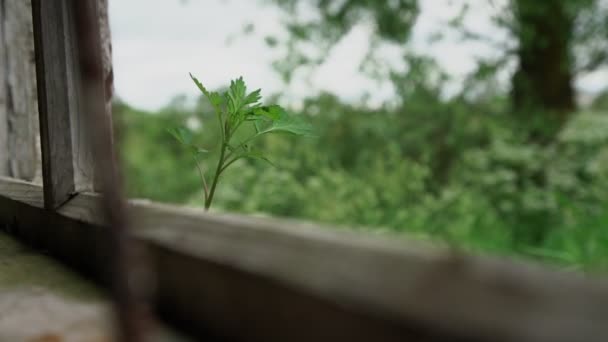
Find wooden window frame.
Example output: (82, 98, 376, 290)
(1, 1, 608, 341)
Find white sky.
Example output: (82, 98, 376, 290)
(109, 0, 607, 111)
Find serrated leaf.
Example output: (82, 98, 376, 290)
(230, 77, 247, 99)
(253, 105, 283, 121)
(190, 73, 210, 97)
(226, 77, 247, 114)
(258, 109, 314, 136)
(268, 119, 313, 136)
(208, 92, 224, 108)
(243, 89, 262, 107)
(190, 73, 223, 109)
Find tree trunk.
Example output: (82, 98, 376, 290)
(511, 0, 576, 121)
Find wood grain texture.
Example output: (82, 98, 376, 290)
(32, 0, 76, 209)
(0, 1, 7, 176)
(0, 176, 43, 207)
(0, 0, 110, 192)
(1, 177, 608, 342)
(0, 0, 40, 181)
(64, 0, 112, 193)
(63, 0, 94, 193)
(96, 0, 113, 193)
(54, 0, 111, 193)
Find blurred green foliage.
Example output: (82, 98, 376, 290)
(114, 90, 608, 271)
(115, 0, 608, 271)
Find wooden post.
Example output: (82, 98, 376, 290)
(70, 0, 114, 192)
(1, 0, 111, 197)
(30, 0, 113, 205)
(0, 1, 6, 176)
(0, 0, 40, 182)
(32, 0, 76, 209)
(71, 1, 149, 339)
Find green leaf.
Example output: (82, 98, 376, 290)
(258, 108, 315, 136)
(189, 145, 209, 155)
(240, 150, 275, 167)
(167, 127, 193, 145)
(189, 73, 206, 93)
(190, 73, 223, 109)
(243, 89, 262, 107)
(169, 127, 208, 156)
(252, 105, 283, 121)
(226, 77, 247, 114)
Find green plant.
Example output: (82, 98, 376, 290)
(169, 74, 313, 210)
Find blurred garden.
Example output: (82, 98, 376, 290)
(113, 0, 608, 270)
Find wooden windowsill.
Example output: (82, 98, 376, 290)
(1, 176, 608, 341)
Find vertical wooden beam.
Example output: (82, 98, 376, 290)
(32, 0, 75, 209)
(63, 0, 95, 193)
(0, 1, 7, 176)
(2, 0, 109, 194)
(30, 0, 111, 197)
(64, 0, 113, 193)
(96, 0, 114, 192)
(0, 0, 40, 182)
(72, 1, 149, 340)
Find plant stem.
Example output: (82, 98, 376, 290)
(205, 141, 228, 210)
(193, 156, 209, 202)
(219, 155, 241, 174)
(224, 133, 260, 161)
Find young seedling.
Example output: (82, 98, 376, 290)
(169, 74, 313, 210)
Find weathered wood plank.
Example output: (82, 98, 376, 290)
(0, 0, 40, 182)
(1, 0, 112, 193)
(0, 177, 607, 342)
(31, 0, 76, 209)
(63, 0, 101, 193)
(0, 1, 6, 176)
(98, 0, 114, 144)
(0, 176, 43, 207)
(59, 0, 113, 193)
(63, 0, 94, 193)
(0, 0, 111, 192)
